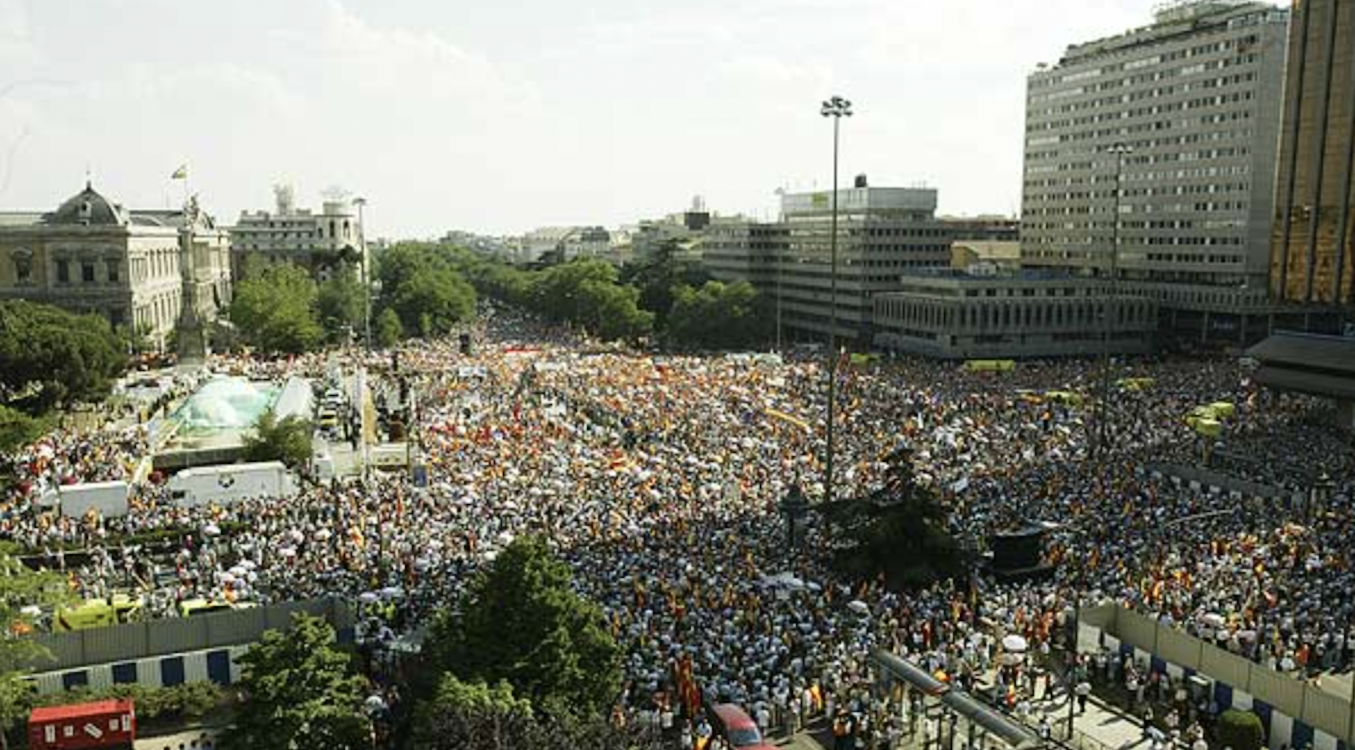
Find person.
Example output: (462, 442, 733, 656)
(1075, 678, 1091, 714)
(832, 709, 854, 750)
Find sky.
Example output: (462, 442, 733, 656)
(0, 0, 1165, 238)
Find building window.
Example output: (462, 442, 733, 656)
(11, 249, 32, 282)
(82, 262, 96, 283)
(56, 259, 70, 284)
(106, 259, 120, 284)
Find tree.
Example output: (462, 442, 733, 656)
(0, 552, 71, 750)
(0, 406, 52, 454)
(411, 675, 535, 750)
(219, 614, 369, 750)
(409, 674, 667, 750)
(229, 264, 323, 354)
(427, 536, 620, 721)
(823, 445, 963, 589)
(667, 280, 770, 349)
(621, 239, 712, 328)
(375, 308, 404, 348)
(317, 273, 366, 344)
(376, 245, 476, 339)
(0, 301, 127, 413)
(242, 412, 313, 469)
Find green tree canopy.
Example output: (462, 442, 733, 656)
(219, 614, 369, 750)
(410, 675, 534, 750)
(229, 264, 323, 355)
(375, 308, 404, 348)
(0, 301, 127, 413)
(316, 273, 366, 344)
(376, 245, 476, 339)
(824, 445, 963, 589)
(427, 536, 621, 721)
(667, 280, 770, 350)
(620, 239, 712, 329)
(242, 413, 313, 469)
(0, 406, 53, 455)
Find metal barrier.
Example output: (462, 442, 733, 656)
(25, 597, 356, 672)
(1087, 604, 1355, 746)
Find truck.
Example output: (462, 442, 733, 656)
(167, 461, 295, 508)
(54, 595, 141, 632)
(29, 699, 136, 749)
(57, 481, 130, 519)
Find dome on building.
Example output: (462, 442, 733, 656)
(44, 182, 129, 226)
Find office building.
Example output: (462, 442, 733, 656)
(1270, 0, 1355, 310)
(873, 269, 1156, 359)
(229, 185, 364, 281)
(1022, 0, 1290, 343)
(704, 178, 955, 344)
(0, 182, 231, 344)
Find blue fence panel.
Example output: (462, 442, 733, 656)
(206, 650, 232, 685)
(160, 656, 185, 686)
(111, 662, 137, 684)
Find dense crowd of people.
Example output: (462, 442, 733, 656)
(2, 307, 1352, 749)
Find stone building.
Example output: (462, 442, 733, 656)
(0, 182, 231, 345)
(229, 185, 364, 281)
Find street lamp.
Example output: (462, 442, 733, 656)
(354, 196, 371, 352)
(1095, 143, 1132, 459)
(820, 94, 852, 508)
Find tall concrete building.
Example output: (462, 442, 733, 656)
(0, 183, 231, 345)
(1270, 0, 1355, 310)
(1022, 0, 1290, 343)
(229, 185, 364, 281)
(704, 180, 954, 344)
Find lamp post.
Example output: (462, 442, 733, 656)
(354, 197, 371, 352)
(820, 94, 852, 507)
(1095, 143, 1132, 459)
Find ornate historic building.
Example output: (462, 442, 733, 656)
(0, 183, 232, 345)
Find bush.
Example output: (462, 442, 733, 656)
(1216, 709, 1264, 750)
(34, 682, 226, 724)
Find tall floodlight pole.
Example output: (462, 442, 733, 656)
(821, 95, 852, 507)
(354, 197, 371, 352)
(1096, 144, 1132, 458)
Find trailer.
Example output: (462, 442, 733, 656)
(29, 699, 136, 750)
(57, 481, 130, 519)
(167, 461, 296, 508)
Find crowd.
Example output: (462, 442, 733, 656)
(2, 307, 1353, 749)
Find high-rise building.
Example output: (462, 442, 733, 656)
(1270, 0, 1355, 309)
(0, 182, 232, 345)
(1022, 0, 1290, 342)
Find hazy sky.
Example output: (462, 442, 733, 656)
(0, 0, 1164, 238)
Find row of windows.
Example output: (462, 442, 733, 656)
(1027, 111, 1256, 161)
(1027, 55, 1262, 112)
(1031, 31, 1265, 90)
(52, 258, 121, 285)
(1026, 178, 1249, 197)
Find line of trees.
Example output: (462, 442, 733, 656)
(452, 241, 773, 349)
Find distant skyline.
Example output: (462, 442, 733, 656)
(0, 0, 1180, 237)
